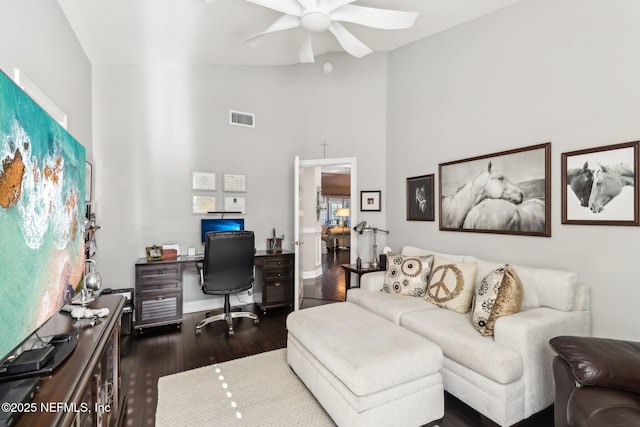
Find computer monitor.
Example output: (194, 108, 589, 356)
(200, 218, 245, 243)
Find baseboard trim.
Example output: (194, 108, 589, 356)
(302, 268, 323, 279)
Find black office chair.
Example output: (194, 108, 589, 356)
(195, 230, 259, 336)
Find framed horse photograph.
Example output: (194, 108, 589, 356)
(439, 143, 551, 236)
(561, 141, 639, 226)
(407, 174, 435, 221)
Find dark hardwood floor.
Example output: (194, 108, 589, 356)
(120, 249, 553, 427)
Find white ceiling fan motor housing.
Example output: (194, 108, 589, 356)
(301, 11, 331, 32)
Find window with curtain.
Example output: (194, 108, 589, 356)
(322, 197, 351, 226)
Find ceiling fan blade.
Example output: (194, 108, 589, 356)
(320, 0, 358, 13)
(299, 37, 315, 63)
(328, 22, 372, 58)
(244, 15, 301, 46)
(331, 5, 418, 29)
(244, 0, 302, 17)
(296, 0, 318, 10)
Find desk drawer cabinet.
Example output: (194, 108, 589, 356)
(135, 261, 183, 332)
(253, 251, 294, 313)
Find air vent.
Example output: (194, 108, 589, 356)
(229, 110, 255, 128)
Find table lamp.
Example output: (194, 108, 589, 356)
(353, 221, 390, 268)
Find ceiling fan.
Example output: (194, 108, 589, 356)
(239, 0, 419, 63)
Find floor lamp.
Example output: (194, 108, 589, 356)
(353, 221, 389, 268)
(336, 208, 350, 250)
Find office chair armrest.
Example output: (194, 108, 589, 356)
(196, 262, 204, 288)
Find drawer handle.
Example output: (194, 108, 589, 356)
(157, 270, 163, 275)
(156, 296, 165, 301)
(158, 285, 162, 289)
(275, 283, 281, 287)
(277, 273, 282, 277)
(277, 261, 282, 265)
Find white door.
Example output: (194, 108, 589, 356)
(293, 156, 304, 310)
(293, 156, 358, 310)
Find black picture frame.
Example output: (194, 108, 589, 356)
(360, 190, 381, 212)
(561, 140, 639, 226)
(439, 143, 551, 236)
(407, 174, 435, 221)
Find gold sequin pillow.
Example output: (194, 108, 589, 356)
(424, 256, 477, 314)
(472, 265, 524, 336)
(382, 253, 434, 297)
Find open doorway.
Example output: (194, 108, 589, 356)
(293, 157, 357, 309)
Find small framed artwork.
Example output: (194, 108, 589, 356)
(223, 173, 246, 192)
(192, 196, 216, 214)
(85, 161, 92, 202)
(407, 174, 435, 221)
(224, 196, 246, 213)
(146, 245, 164, 262)
(360, 190, 381, 212)
(192, 171, 216, 191)
(562, 140, 639, 225)
(439, 143, 550, 236)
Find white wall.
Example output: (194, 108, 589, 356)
(0, 0, 92, 156)
(386, 0, 640, 340)
(92, 55, 387, 310)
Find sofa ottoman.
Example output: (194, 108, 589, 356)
(287, 302, 444, 427)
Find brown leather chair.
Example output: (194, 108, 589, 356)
(549, 336, 640, 427)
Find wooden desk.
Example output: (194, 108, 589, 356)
(13, 295, 125, 427)
(134, 256, 202, 332)
(134, 251, 295, 331)
(341, 264, 385, 292)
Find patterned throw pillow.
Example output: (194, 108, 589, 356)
(472, 265, 524, 336)
(382, 253, 434, 297)
(424, 256, 477, 314)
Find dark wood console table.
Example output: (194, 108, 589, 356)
(12, 294, 125, 427)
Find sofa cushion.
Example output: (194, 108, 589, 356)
(382, 253, 434, 297)
(472, 265, 524, 336)
(401, 246, 464, 262)
(464, 255, 577, 311)
(424, 256, 477, 314)
(549, 336, 640, 394)
(400, 308, 523, 384)
(347, 288, 437, 324)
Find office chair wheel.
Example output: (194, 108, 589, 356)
(254, 318, 259, 325)
(195, 328, 202, 335)
(228, 329, 234, 337)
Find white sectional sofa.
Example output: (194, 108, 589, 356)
(346, 246, 591, 426)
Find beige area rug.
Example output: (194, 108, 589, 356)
(156, 349, 335, 426)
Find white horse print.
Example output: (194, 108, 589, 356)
(441, 162, 524, 228)
(416, 186, 427, 213)
(589, 163, 634, 214)
(463, 199, 546, 232)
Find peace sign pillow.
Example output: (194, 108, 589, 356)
(424, 256, 478, 314)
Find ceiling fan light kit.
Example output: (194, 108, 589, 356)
(243, 0, 419, 63)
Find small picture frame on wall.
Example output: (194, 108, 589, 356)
(360, 191, 381, 212)
(407, 174, 435, 221)
(562, 140, 639, 225)
(192, 171, 216, 191)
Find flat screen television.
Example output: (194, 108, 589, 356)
(0, 70, 86, 369)
(201, 218, 245, 243)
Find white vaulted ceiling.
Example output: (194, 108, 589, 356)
(57, 0, 525, 66)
